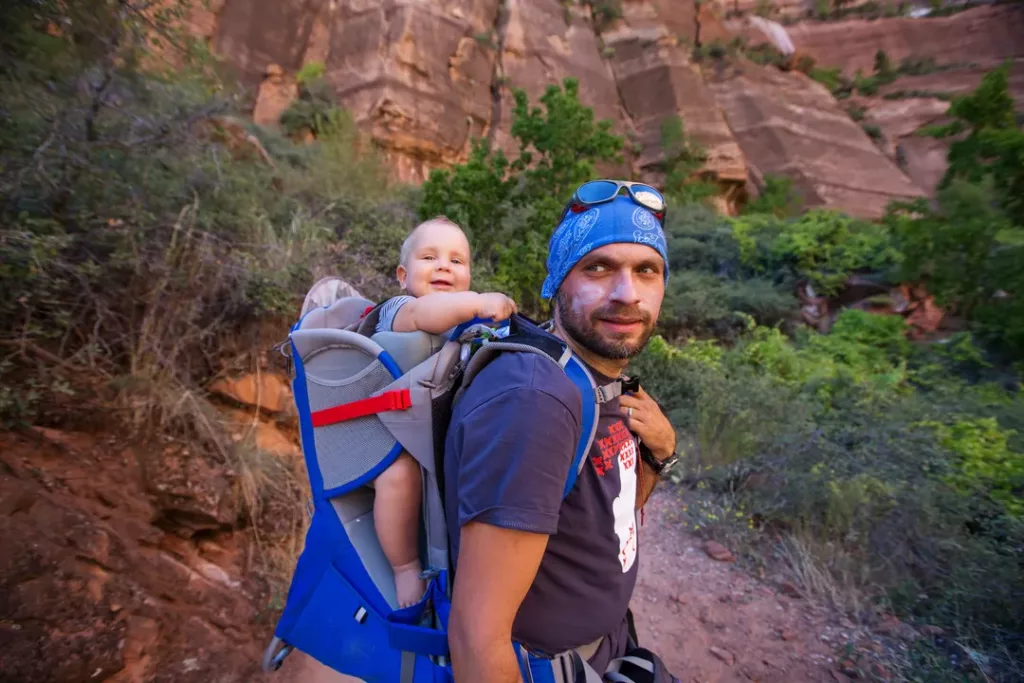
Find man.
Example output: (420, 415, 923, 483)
(443, 183, 681, 682)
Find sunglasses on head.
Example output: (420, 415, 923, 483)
(560, 180, 667, 224)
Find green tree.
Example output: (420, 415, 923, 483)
(924, 63, 1024, 226)
(743, 174, 804, 218)
(733, 209, 898, 296)
(659, 115, 716, 204)
(873, 49, 894, 78)
(418, 77, 623, 315)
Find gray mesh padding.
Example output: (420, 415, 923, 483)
(305, 356, 398, 491)
(371, 330, 446, 374)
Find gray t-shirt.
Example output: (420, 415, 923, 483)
(443, 351, 640, 670)
(375, 295, 415, 333)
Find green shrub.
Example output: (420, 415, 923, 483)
(639, 319, 1023, 671)
(657, 204, 796, 341)
(919, 417, 1024, 517)
(809, 66, 845, 93)
(585, 0, 623, 32)
(733, 209, 899, 296)
(295, 61, 325, 84)
(743, 174, 804, 218)
(659, 115, 717, 204)
(0, 1, 409, 426)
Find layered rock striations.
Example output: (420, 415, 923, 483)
(189, 0, 1023, 216)
(707, 61, 925, 217)
(786, 5, 1024, 77)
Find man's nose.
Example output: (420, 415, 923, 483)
(609, 271, 641, 304)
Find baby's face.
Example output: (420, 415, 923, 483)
(399, 221, 472, 297)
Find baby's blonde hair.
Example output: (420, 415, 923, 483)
(399, 215, 466, 266)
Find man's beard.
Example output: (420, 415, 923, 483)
(556, 289, 655, 360)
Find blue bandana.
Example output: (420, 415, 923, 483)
(541, 195, 670, 299)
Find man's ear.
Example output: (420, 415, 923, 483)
(396, 264, 407, 290)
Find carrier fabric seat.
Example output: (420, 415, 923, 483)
(269, 297, 455, 682)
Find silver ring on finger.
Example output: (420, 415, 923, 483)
(627, 407, 633, 418)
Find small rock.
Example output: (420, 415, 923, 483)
(709, 646, 735, 666)
(920, 625, 945, 637)
(829, 669, 850, 683)
(870, 662, 891, 681)
(780, 629, 797, 641)
(838, 659, 860, 678)
(780, 581, 802, 599)
(704, 540, 736, 563)
(671, 594, 686, 604)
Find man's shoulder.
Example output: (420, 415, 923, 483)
(460, 350, 582, 417)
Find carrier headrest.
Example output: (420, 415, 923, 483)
(298, 296, 377, 332)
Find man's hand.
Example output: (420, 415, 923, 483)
(475, 292, 518, 322)
(449, 522, 548, 683)
(620, 387, 676, 460)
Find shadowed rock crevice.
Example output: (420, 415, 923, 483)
(486, 0, 511, 149)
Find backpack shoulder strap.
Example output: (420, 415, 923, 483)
(457, 314, 622, 500)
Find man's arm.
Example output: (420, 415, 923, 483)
(637, 459, 660, 510)
(619, 387, 677, 510)
(391, 292, 516, 335)
(448, 523, 549, 683)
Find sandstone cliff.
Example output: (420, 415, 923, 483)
(190, 0, 1023, 217)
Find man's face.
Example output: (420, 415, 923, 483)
(555, 243, 665, 360)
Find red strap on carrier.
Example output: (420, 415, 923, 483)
(310, 389, 412, 427)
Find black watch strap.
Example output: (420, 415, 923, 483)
(639, 441, 678, 476)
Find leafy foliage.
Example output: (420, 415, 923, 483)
(633, 314, 1024, 677)
(744, 174, 804, 219)
(923, 64, 1024, 227)
(733, 209, 899, 296)
(0, 0, 407, 429)
(659, 116, 717, 204)
(418, 77, 622, 315)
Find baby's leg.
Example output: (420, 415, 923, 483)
(373, 451, 425, 608)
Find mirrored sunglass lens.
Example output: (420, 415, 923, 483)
(631, 184, 665, 211)
(576, 180, 620, 204)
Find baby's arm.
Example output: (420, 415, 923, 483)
(390, 292, 517, 335)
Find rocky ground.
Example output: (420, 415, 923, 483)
(275, 488, 882, 683)
(0, 386, 926, 682)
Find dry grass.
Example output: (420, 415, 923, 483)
(777, 532, 873, 618)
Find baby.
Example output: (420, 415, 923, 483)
(374, 216, 517, 607)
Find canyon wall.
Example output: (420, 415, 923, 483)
(189, 0, 1023, 217)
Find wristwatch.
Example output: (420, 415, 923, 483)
(639, 440, 679, 476)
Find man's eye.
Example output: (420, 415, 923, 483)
(586, 263, 607, 273)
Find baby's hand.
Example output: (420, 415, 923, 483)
(476, 292, 518, 322)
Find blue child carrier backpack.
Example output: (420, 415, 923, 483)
(258, 279, 627, 683)
(261, 279, 676, 683)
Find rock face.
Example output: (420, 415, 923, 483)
(186, 0, 1024, 215)
(707, 61, 924, 217)
(0, 429, 275, 682)
(491, 0, 626, 164)
(604, 1, 750, 210)
(779, 6, 1024, 199)
(786, 6, 1024, 77)
(253, 63, 299, 127)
